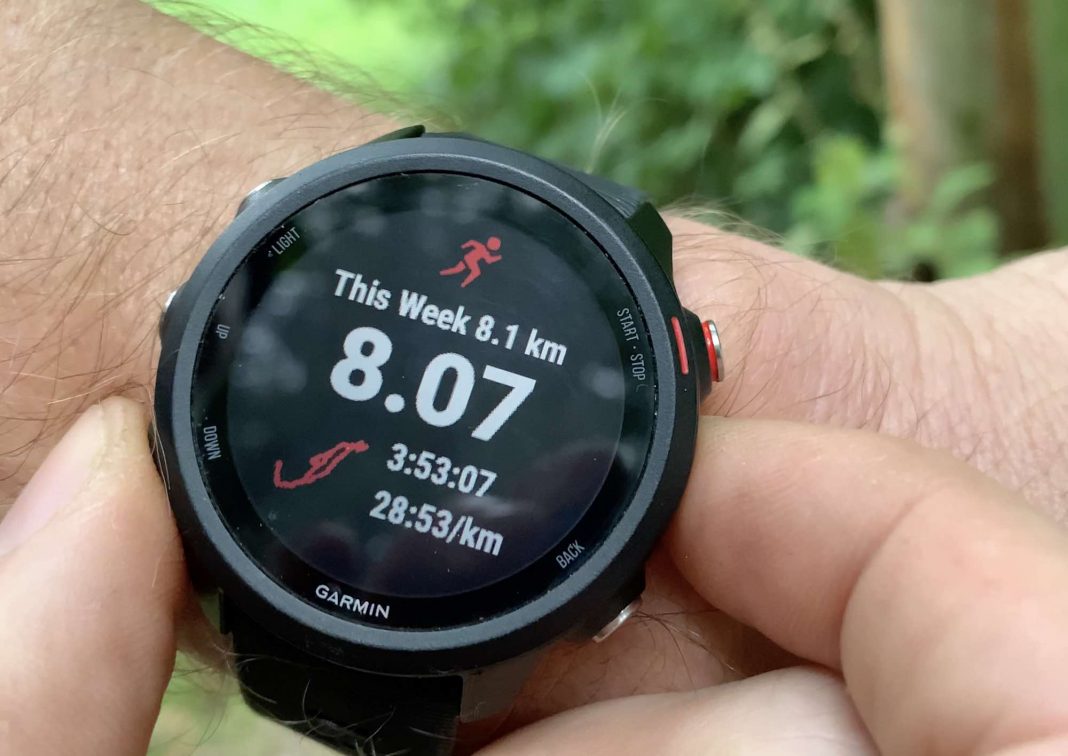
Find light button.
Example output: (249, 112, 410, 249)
(159, 287, 180, 338)
(236, 178, 285, 217)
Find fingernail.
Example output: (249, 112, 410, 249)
(0, 403, 109, 556)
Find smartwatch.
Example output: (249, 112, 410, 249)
(154, 125, 724, 755)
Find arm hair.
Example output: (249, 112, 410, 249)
(0, 0, 398, 506)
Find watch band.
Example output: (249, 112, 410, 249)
(227, 604, 462, 755)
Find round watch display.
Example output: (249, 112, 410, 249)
(189, 171, 657, 628)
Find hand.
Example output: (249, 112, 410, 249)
(669, 216, 1068, 515)
(482, 416, 1068, 754)
(4, 2, 1068, 751)
(5, 400, 1067, 755)
(0, 399, 186, 754)
(501, 225, 1068, 731)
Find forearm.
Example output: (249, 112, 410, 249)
(914, 251, 1068, 509)
(0, 0, 392, 506)
(5, 0, 1068, 523)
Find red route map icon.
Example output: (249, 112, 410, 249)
(272, 440, 370, 490)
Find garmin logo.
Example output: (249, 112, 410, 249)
(315, 584, 391, 619)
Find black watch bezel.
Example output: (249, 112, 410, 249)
(154, 134, 699, 675)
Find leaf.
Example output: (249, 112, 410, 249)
(928, 163, 995, 218)
(738, 90, 799, 155)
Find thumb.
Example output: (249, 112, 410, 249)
(0, 397, 187, 755)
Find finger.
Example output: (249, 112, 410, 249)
(486, 547, 797, 727)
(456, 549, 801, 754)
(669, 417, 1068, 753)
(669, 217, 921, 430)
(479, 667, 875, 756)
(477, 221, 916, 734)
(0, 398, 186, 755)
(461, 220, 898, 736)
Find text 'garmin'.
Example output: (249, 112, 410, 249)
(315, 584, 391, 619)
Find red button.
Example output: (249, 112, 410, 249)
(702, 319, 724, 383)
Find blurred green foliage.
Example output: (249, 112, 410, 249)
(430, 1, 883, 234)
(157, 0, 1000, 279)
(787, 136, 999, 278)
(419, 0, 998, 278)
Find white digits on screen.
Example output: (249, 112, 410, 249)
(472, 366, 536, 440)
(329, 326, 392, 401)
(330, 326, 536, 440)
(416, 353, 476, 427)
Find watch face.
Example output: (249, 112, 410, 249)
(191, 172, 656, 628)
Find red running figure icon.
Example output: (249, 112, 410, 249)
(439, 236, 503, 288)
(273, 440, 370, 490)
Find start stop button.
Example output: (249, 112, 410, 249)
(674, 311, 725, 396)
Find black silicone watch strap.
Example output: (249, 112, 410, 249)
(227, 605, 462, 756)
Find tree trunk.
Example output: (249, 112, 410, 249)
(1030, 0, 1068, 245)
(992, 0, 1047, 252)
(878, 0, 1048, 254)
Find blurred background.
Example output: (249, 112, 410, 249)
(146, 0, 1068, 752)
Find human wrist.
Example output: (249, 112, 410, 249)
(893, 252, 1068, 517)
(0, 0, 394, 506)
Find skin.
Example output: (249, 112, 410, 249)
(2, 1, 1068, 753)
(4, 401, 1068, 755)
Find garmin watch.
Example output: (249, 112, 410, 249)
(154, 125, 724, 755)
